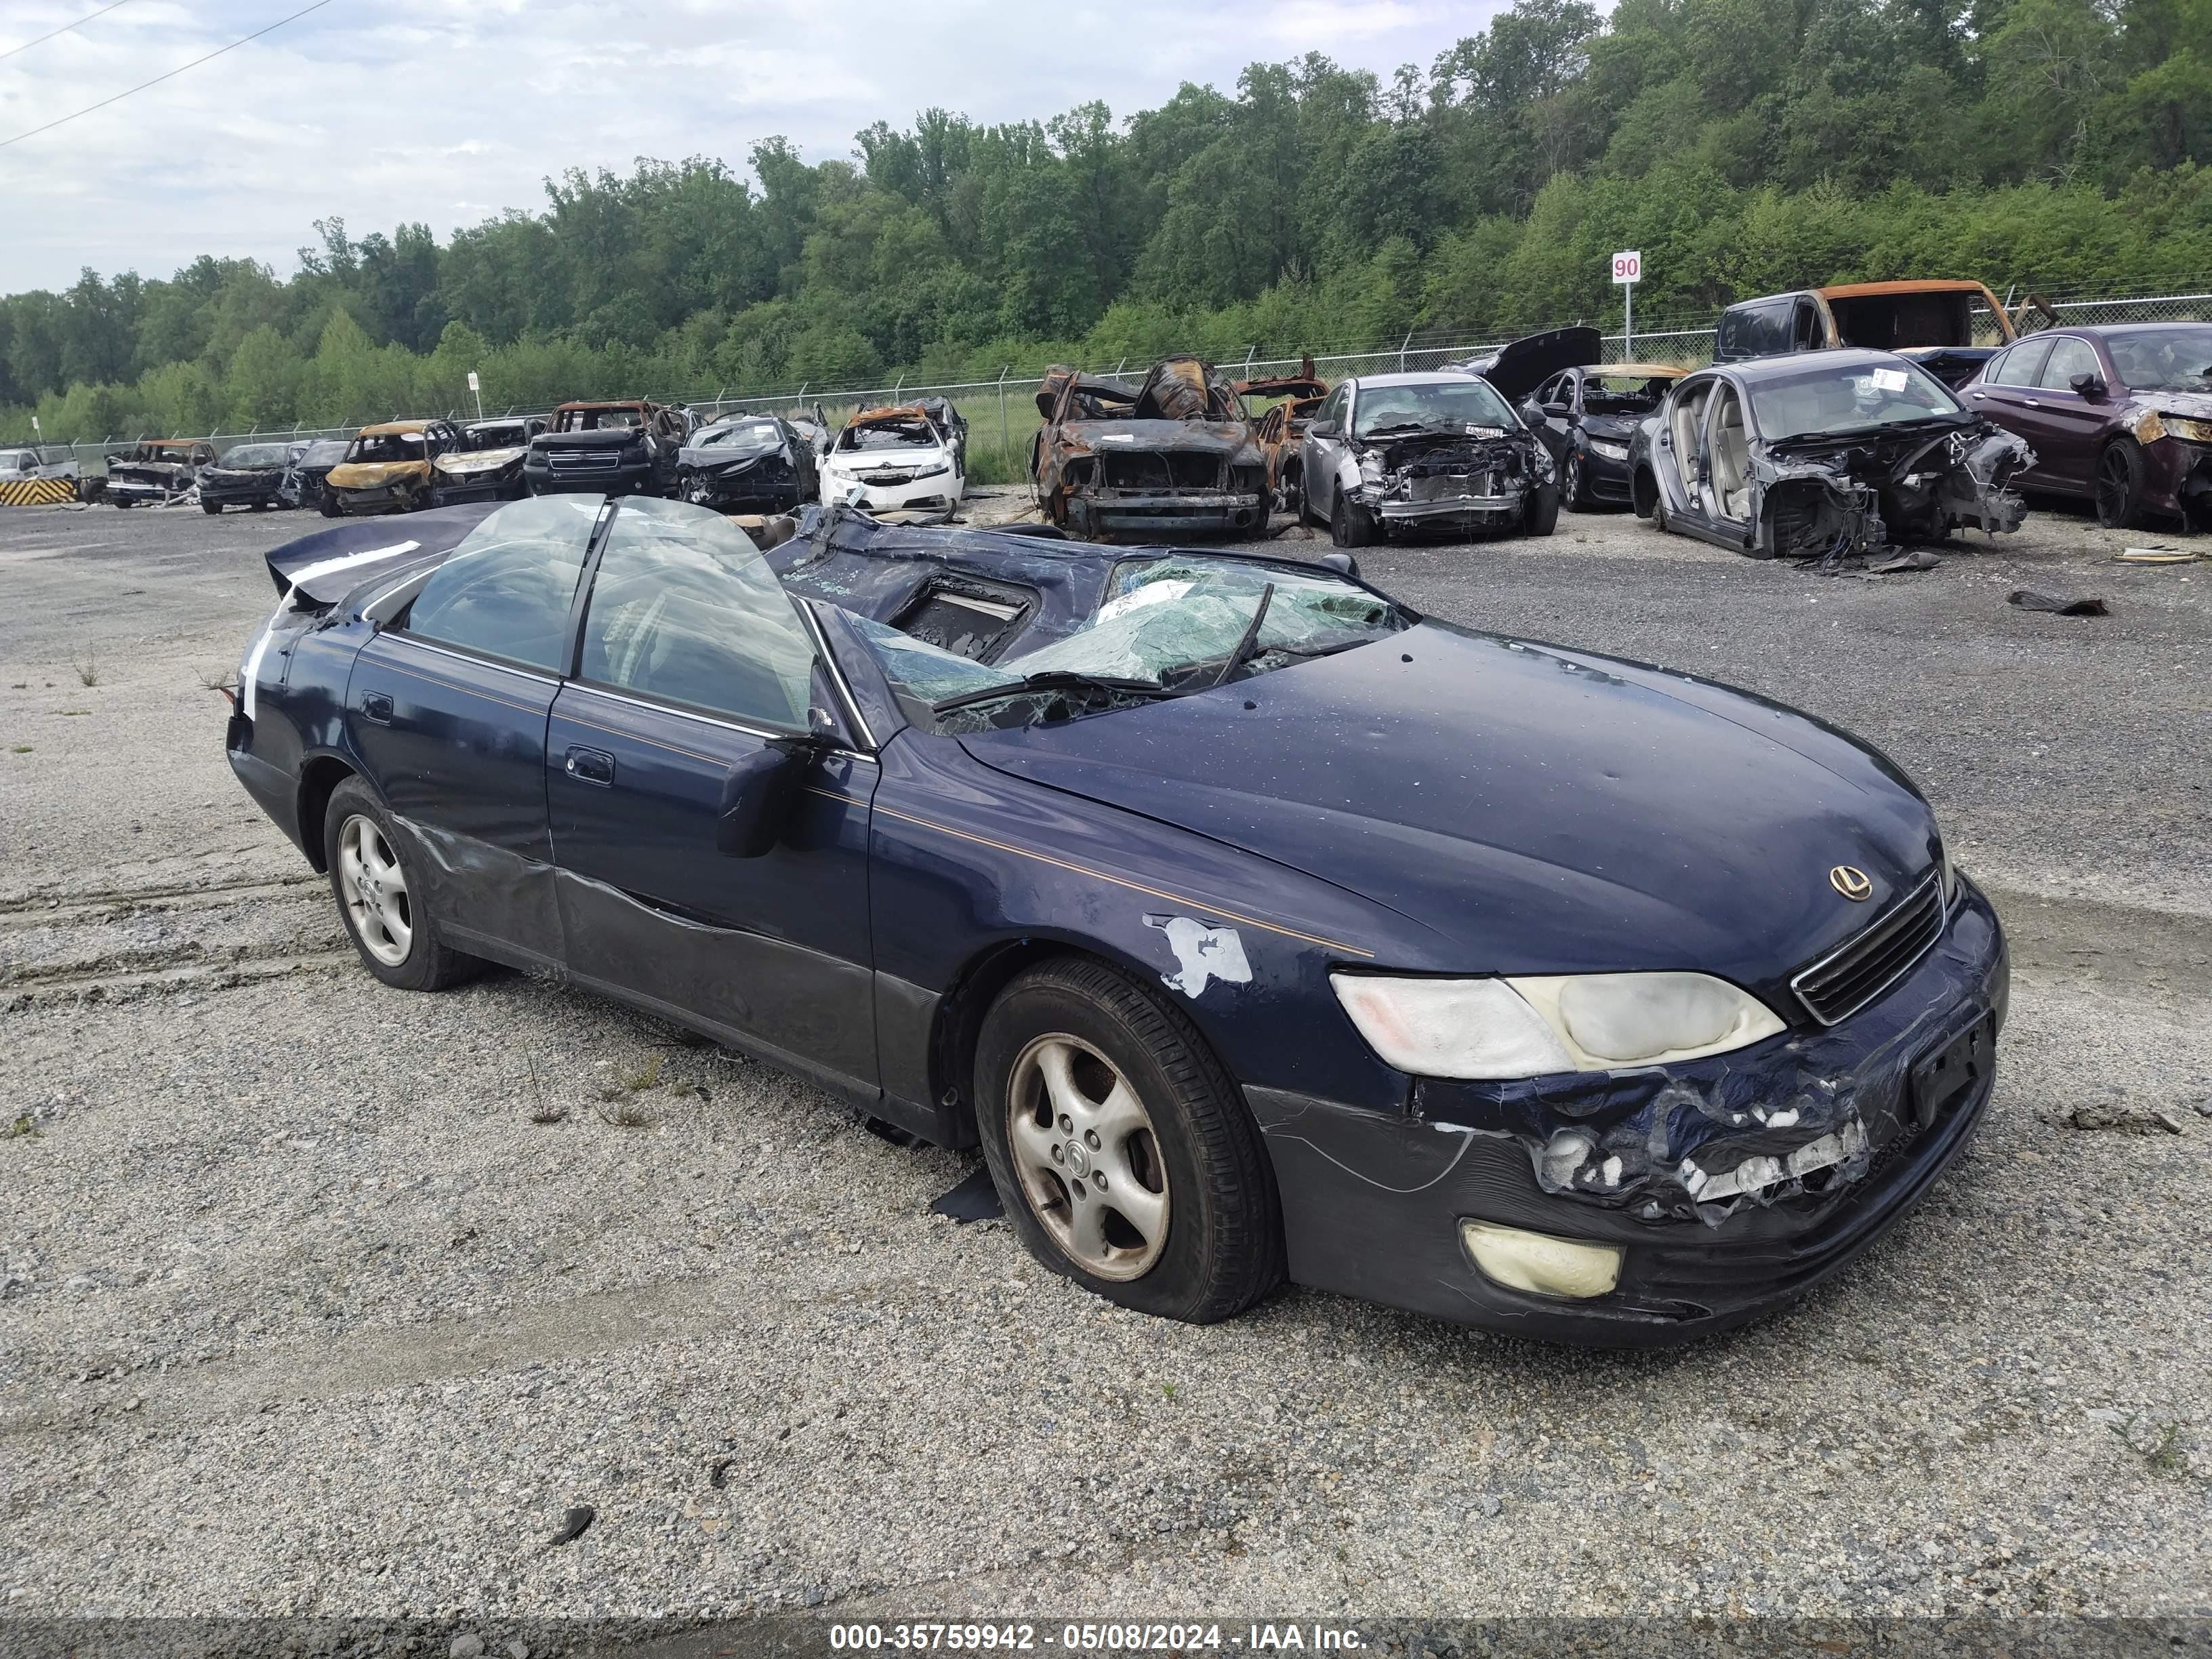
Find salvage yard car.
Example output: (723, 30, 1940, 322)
(1963, 321, 2212, 530)
(222, 493, 2006, 1346)
(429, 416, 544, 508)
(818, 403, 966, 523)
(1629, 350, 2032, 560)
(1521, 360, 1685, 510)
(1031, 357, 1270, 539)
(197, 441, 302, 514)
(1237, 361, 1330, 517)
(1298, 371, 1558, 546)
(321, 420, 459, 517)
(1714, 280, 2018, 389)
(525, 400, 686, 497)
(678, 413, 821, 513)
(104, 438, 214, 508)
(283, 438, 350, 512)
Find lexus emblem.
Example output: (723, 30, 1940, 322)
(1829, 865, 1873, 901)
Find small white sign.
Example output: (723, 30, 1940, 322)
(1872, 368, 1908, 392)
(1612, 249, 1642, 285)
(466, 371, 480, 392)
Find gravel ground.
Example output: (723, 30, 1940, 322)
(1, 492, 2209, 1628)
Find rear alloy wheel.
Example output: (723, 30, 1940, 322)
(2094, 440, 2148, 529)
(322, 777, 480, 992)
(1331, 492, 1375, 548)
(976, 958, 1282, 1323)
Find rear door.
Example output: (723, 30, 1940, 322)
(346, 495, 601, 968)
(547, 497, 880, 1092)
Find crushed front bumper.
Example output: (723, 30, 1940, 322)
(1064, 491, 1267, 535)
(1248, 879, 2009, 1346)
(1374, 491, 1524, 525)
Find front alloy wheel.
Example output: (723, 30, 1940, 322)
(1004, 1033, 1170, 1280)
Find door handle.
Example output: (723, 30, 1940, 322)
(361, 691, 393, 724)
(1970, 391, 1986, 400)
(2024, 398, 2041, 409)
(565, 745, 615, 785)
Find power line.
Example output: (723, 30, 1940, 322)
(0, 0, 334, 150)
(0, 0, 134, 63)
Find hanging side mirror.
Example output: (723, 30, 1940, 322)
(714, 717, 830, 858)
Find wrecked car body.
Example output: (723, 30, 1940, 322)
(1715, 280, 2018, 390)
(1965, 322, 2212, 531)
(1030, 356, 1270, 539)
(1476, 327, 1684, 510)
(197, 441, 302, 514)
(1237, 360, 1330, 516)
(817, 403, 965, 523)
(322, 420, 459, 518)
(227, 490, 2008, 1347)
(429, 417, 544, 508)
(1629, 350, 2033, 561)
(1297, 371, 1559, 547)
(525, 401, 685, 498)
(676, 413, 821, 514)
(104, 438, 214, 508)
(281, 438, 350, 512)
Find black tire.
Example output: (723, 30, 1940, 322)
(1563, 449, 1596, 512)
(1282, 466, 1304, 526)
(2094, 439, 2148, 529)
(1330, 492, 1376, 548)
(321, 777, 482, 993)
(200, 500, 222, 515)
(1523, 481, 1561, 537)
(319, 491, 340, 518)
(1631, 466, 1658, 520)
(975, 957, 1284, 1324)
(251, 499, 270, 512)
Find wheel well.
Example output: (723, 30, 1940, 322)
(295, 756, 357, 872)
(927, 939, 1158, 1141)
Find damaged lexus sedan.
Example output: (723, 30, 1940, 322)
(1629, 350, 2033, 560)
(1298, 372, 1559, 546)
(224, 494, 2005, 1345)
(1030, 356, 1271, 539)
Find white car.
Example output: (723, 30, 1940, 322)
(817, 404, 965, 523)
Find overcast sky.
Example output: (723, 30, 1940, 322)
(0, 0, 1500, 296)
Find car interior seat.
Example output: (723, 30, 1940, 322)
(1711, 395, 1751, 520)
(1671, 389, 1708, 487)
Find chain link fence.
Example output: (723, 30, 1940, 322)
(47, 287, 2212, 487)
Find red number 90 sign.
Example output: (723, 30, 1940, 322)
(1611, 250, 1641, 284)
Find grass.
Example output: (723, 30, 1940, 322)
(618, 1053, 664, 1092)
(520, 1050, 566, 1125)
(594, 1097, 656, 1129)
(3, 1113, 41, 1140)
(72, 651, 98, 688)
(9, 745, 29, 754)
(2110, 1412, 2194, 1475)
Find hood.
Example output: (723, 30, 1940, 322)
(327, 459, 429, 489)
(1052, 419, 1259, 459)
(534, 428, 647, 451)
(1467, 326, 1603, 403)
(2140, 389, 2212, 422)
(434, 446, 527, 476)
(683, 430, 789, 470)
(1578, 413, 1644, 442)
(956, 621, 1936, 993)
(826, 443, 951, 472)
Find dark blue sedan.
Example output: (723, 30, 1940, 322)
(225, 495, 2007, 1345)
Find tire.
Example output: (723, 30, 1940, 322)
(1563, 449, 1595, 512)
(200, 500, 222, 515)
(2094, 439, 2148, 529)
(1282, 466, 1304, 526)
(975, 957, 1284, 1324)
(321, 777, 482, 993)
(1631, 467, 1657, 520)
(1523, 481, 1561, 537)
(251, 499, 270, 512)
(1330, 491, 1375, 549)
(319, 491, 340, 518)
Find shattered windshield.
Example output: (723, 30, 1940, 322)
(302, 441, 349, 466)
(702, 420, 782, 447)
(1750, 360, 1963, 441)
(854, 557, 1408, 733)
(2105, 327, 2212, 394)
(219, 444, 289, 468)
(347, 432, 428, 464)
(1355, 379, 1517, 438)
(560, 408, 642, 431)
(841, 419, 941, 452)
(464, 424, 528, 451)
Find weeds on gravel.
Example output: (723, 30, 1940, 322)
(9, 745, 28, 754)
(72, 651, 98, 688)
(619, 1053, 664, 1092)
(4, 1112, 41, 1140)
(596, 1097, 656, 1129)
(2110, 1412, 2194, 1475)
(521, 1050, 566, 1126)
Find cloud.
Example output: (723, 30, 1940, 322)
(0, 0, 1498, 293)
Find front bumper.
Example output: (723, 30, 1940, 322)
(106, 480, 188, 506)
(199, 479, 282, 508)
(1580, 446, 1636, 502)
(527, 459, 659, 495)
(1063, 491, 1267, 535)
(1248, 879, 2009, 1346)
(1374, 490, 1525, 524)
(690, 471, 804, 513)
(329, 483, 422, 515)
(432, 471, 524, 505)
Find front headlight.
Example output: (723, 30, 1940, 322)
(1331, 971, 1786, 1080)
(2163, 415, 2212, 444)
(1358, 452, 1387, 486)
(1589, 440, 1629, 461)
(909, 461, 951, 480)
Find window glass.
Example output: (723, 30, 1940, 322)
(2104, 326, 2212, 392)
(2038, 337, 2100, 390)
(579, 496, 813, 729)
(405, 495, 599, 672)
(1351, 378, 1516, 437)
(1993, 337, 2053, 388)
(1748, 358, 1965, 441)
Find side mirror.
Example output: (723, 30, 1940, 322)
(714, 730, 822, 857)
(1308, 419, 1339, 438)
(2069, 372, 2107, 399)
(1518, 401, 1547, 426)
(1318, 551, 1359, 579)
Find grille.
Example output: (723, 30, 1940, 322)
(546, 449, 623, 472)
(1790, 873, 1945, 1025)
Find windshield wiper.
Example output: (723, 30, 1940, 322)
(931, 670, 1176, 716)
(1210, 582, 1275, 688)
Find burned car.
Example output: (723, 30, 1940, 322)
(1963, 322, 2212, 530)
(1629, 350, 2033, 560)
(283, 438, 350, 512)
(321, 420, 459, 518)
(224, 493, 2005, 1346)
(1715, 281, 2018, 390)
(1298, 372, 1558, 546)
(104, 438, 214, 508)
(525, 401, 687, 497)
(817, 403, 965, 523)
(197, 441, 301, 514)
(429, 416, 544, 508)
(677, 413, 821, 513)
(1237, 360, 1330, 516)
(1030, 357, 1270, 539)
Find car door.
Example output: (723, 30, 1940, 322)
(546, 496, 880, 1093)
(1966, 337, 2055, 483)
(2017, 335, 2108, 493)
(346, 495, 600, 968)
(1300, 383, 1353, 518)
(1655, 374, 1719, 531)
(1528, 372, 1573, 464)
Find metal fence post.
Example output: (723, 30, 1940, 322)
(998, 366, 1011, 481)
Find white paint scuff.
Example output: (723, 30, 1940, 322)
(1145, 915, 1252, 998)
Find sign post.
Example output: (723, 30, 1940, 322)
(467, 370, 483, 421)
(1612, 250, 1642, 356)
